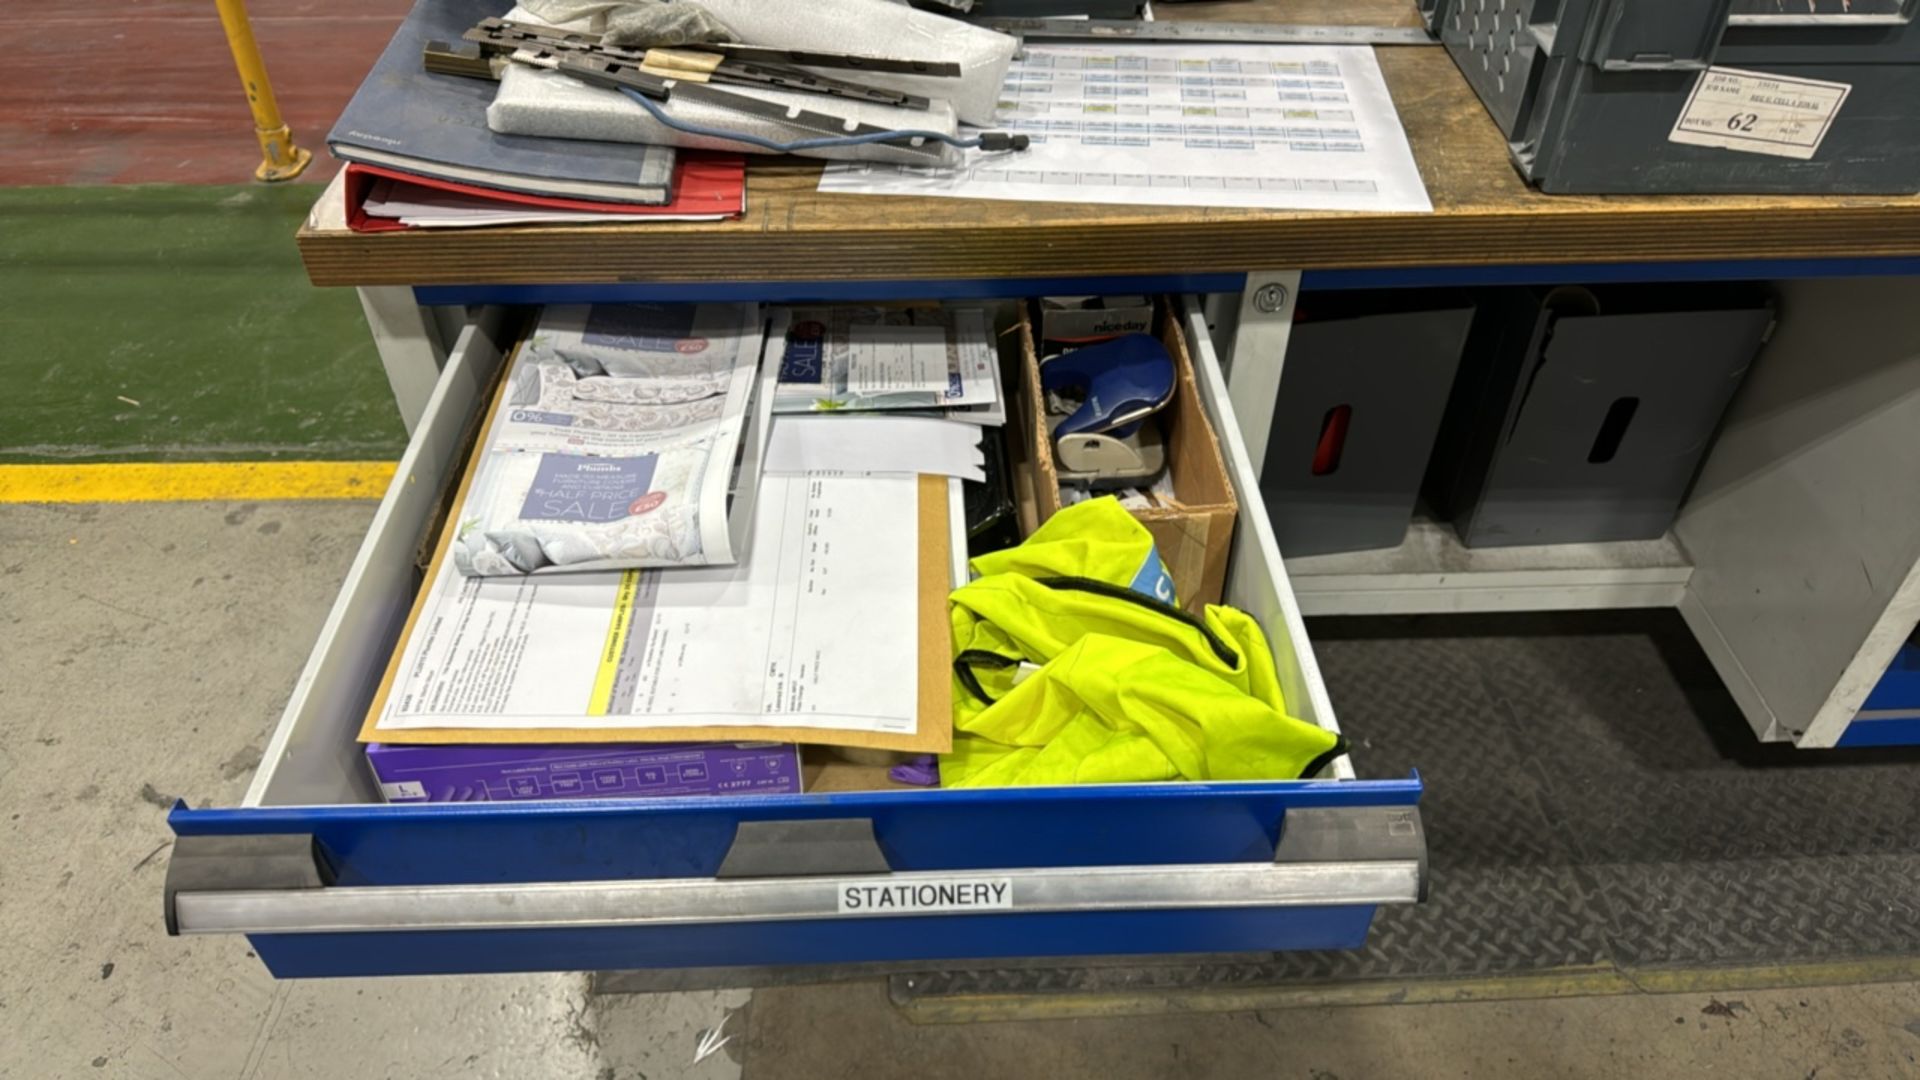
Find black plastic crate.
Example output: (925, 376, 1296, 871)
(1437, 0, 1920, 193)
(1427, 284, 1774, 548)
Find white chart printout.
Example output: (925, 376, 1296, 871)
(379, 475, 923, 735)
(819, 43, 1430, 213)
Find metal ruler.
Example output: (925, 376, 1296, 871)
(972, 17, 1441, 47)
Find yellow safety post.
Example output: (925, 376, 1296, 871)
(213, 0, 313, 181)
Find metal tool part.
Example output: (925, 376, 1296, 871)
(469, 17, 647, 62)
(534, 52, 939, 145)
(539, 52, 673, 100)
(466, 19, 933, 108)
(473, 17, 962, 77)
(422, 39, 504, 80)
(972, 17, 1441, 47)
(444, 15, 1011, 155)
(647, 49, 931, 109)
(659, 79, 983, 146)
(710, 42, 963, 78)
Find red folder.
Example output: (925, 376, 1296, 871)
(344, 153, 747, 233)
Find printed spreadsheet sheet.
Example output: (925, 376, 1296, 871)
(820, 43, 1431, 213)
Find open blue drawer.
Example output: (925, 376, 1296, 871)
(1839, 639, 1920, 747)
(1862, 639, 1920, 713)
(165, 301, 1427, 979)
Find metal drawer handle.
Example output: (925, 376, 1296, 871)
(167, 808, 1424, 936)
(172, 860, 1421, 936)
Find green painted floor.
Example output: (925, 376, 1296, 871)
(0, 185, 407, 463)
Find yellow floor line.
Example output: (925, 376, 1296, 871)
(0, 462, 398, 503)
(897, 957, 1920, 1025)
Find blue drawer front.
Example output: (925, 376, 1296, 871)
(414, 274, 1246, 308)
(248, 906, 1380, 979)
(1862, 641, 1920, 713)
(171, 777, 1421, 886)
(1837, 714, 1920, 748)
(174, 777, 1419, 976)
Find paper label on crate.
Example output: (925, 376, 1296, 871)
(1668, 67, 1851, 161)
(847, 324, 951, 396)
(836, 878, 1014, 915)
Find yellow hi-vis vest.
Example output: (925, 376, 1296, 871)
(942, 497, 1344, 787)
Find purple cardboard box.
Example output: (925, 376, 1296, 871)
(366, 742, 803, 803)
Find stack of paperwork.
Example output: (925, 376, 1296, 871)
(362, 304, 959, 754)
(761, 304, 1005, 483)
(453, 303, 772, 576)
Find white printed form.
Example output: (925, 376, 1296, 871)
(378, 475, 923, 734)
(819, 43, 1431, 213)
(848, 324, 952, 396)
(1669, 67, 1851, 161)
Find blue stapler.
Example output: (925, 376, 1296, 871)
(1040, 333, 1177, 488)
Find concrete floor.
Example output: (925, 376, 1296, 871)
(3, 499, 1918, 1080)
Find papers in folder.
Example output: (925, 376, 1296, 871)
(364, 470, 955, 753)
(766, 416, 987, 482)
(361, 176, 733, 228)
(363, 306, 962, 751)
(772, 306, 1003, 423)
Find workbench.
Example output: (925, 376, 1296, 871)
(163, 0, 1920, 980)
(298, 0, 1920, 288)
(301, 0, 1920, 747)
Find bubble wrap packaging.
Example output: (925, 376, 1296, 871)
(697, 0, 1016, 126)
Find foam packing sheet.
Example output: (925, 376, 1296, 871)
(695, 0, 1018, 126)
(490, 5, 963, 166)
(489, 64, 961, 167)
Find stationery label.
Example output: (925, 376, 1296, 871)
(1668, 67, 1850, 161)
(836, 877, 1015, 914)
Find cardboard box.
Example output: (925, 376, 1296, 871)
(366, 741, 803, 803)
(1011, 298, 1238, 610)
